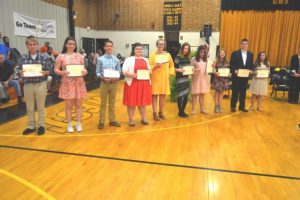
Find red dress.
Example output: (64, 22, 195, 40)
(123, 59, 152, 106)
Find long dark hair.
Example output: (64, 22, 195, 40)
(61, 37, 77, 53)
(216, 48, 228, 66)
(255, 51, 269, 68)
(179, 42, 191, 58)
(195, 45, 207, 62)
(130, 42, 143, 56)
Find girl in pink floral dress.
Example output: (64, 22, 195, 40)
(55, 37, 87, 133)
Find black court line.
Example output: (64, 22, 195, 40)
(1, 144, 300, 181)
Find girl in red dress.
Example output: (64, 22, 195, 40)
(123, 43, 152, 126)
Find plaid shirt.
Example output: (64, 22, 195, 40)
(19, 52, 51, 84)
(96, 54, 120, 78)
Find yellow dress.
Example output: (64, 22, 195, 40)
(149, 51, 175, 95)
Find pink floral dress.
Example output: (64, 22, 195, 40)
(56, 53, 87, 99)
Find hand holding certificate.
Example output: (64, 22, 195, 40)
(218, 68, 230, 77)
(66, 65, 84, 77)
(237, 69, 250, 77)
(182, 66, 194, 75)
(23, 64, 43, 77)
(155, 54, 169, 64)
(137, 70, 150, 80)
(256, 69, 269, 78)
(103, 69, 120, 78)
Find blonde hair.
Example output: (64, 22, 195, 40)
(25, 36, 38, 45)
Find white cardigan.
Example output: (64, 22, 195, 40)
(122, 56, 151, 86)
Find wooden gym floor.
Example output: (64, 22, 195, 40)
(0, 82, 300, 200)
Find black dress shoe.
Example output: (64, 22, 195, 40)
(37, 127, 45, 135)
(182, 112, 189, 117)
(178, 113, 186, 118)
(23, 128, 35, 135)
(231, 108, 236, 112)
(239, 108, 248, 112)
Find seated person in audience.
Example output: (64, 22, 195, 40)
(0, 47, 23, 103)
(2, 36, 11, 60)
(40, 41, 50, 53)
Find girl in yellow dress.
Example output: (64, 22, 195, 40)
(149, 39, 175, 121)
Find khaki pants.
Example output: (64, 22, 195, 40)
(24, 81, 47, 129)
(99, 81, 118, 123)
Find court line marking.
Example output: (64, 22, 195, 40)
(0, 168, 56, 200)
(1, 145, 300, 181)
(0, 111, 242, 138)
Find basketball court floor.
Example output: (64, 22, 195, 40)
(0, 82, 300, 199)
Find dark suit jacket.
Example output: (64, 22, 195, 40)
(230, 50, 254, 79)
(290, 54, 300, 73)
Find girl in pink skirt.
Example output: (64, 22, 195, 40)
(191, 45, 209, 114)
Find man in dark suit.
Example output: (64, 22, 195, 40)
(288, 47, 300, 104)
(230, 39, 254, 112)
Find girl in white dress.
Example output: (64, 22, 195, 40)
(249, 51, 270, 111)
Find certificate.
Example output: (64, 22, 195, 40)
(256, 69, 269, 78)
(137, 70, 150, 80)
(182, 66, 193, 75)
(103, 69, 120, 78)
(218, 68, 230, 77)
(66, 65, 84, 77)
(23, 64, 43, 77)
(237, 69, 250, 77)
(155, 54, 169, 64)
(206, 60, 214, 74)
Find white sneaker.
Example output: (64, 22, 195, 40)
(76, 122, 82, 132)
(67, 123, 74, 133)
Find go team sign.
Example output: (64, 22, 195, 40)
(13, 12, 56, 39)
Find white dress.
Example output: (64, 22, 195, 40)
(249, 64, 269, 96)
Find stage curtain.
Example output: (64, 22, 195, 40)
(220, 10, 300, 67)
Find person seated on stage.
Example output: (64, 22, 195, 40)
(0, 46, 23, 103)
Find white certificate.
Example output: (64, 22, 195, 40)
(218, 68, 230, 77)
(155, 54, 169, 64)
(66, 65, 84, 77)
(237, 69, 250, 77)
(206, 60, 214, 74)
(23, 64, 43, 77)
(103, 69, 120, 78)
(137, 70, 150, 80)
(256, 69, 269, 78)
(182, 66, 194, 75)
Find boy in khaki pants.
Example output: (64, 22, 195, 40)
(20, 36, 51, 135)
